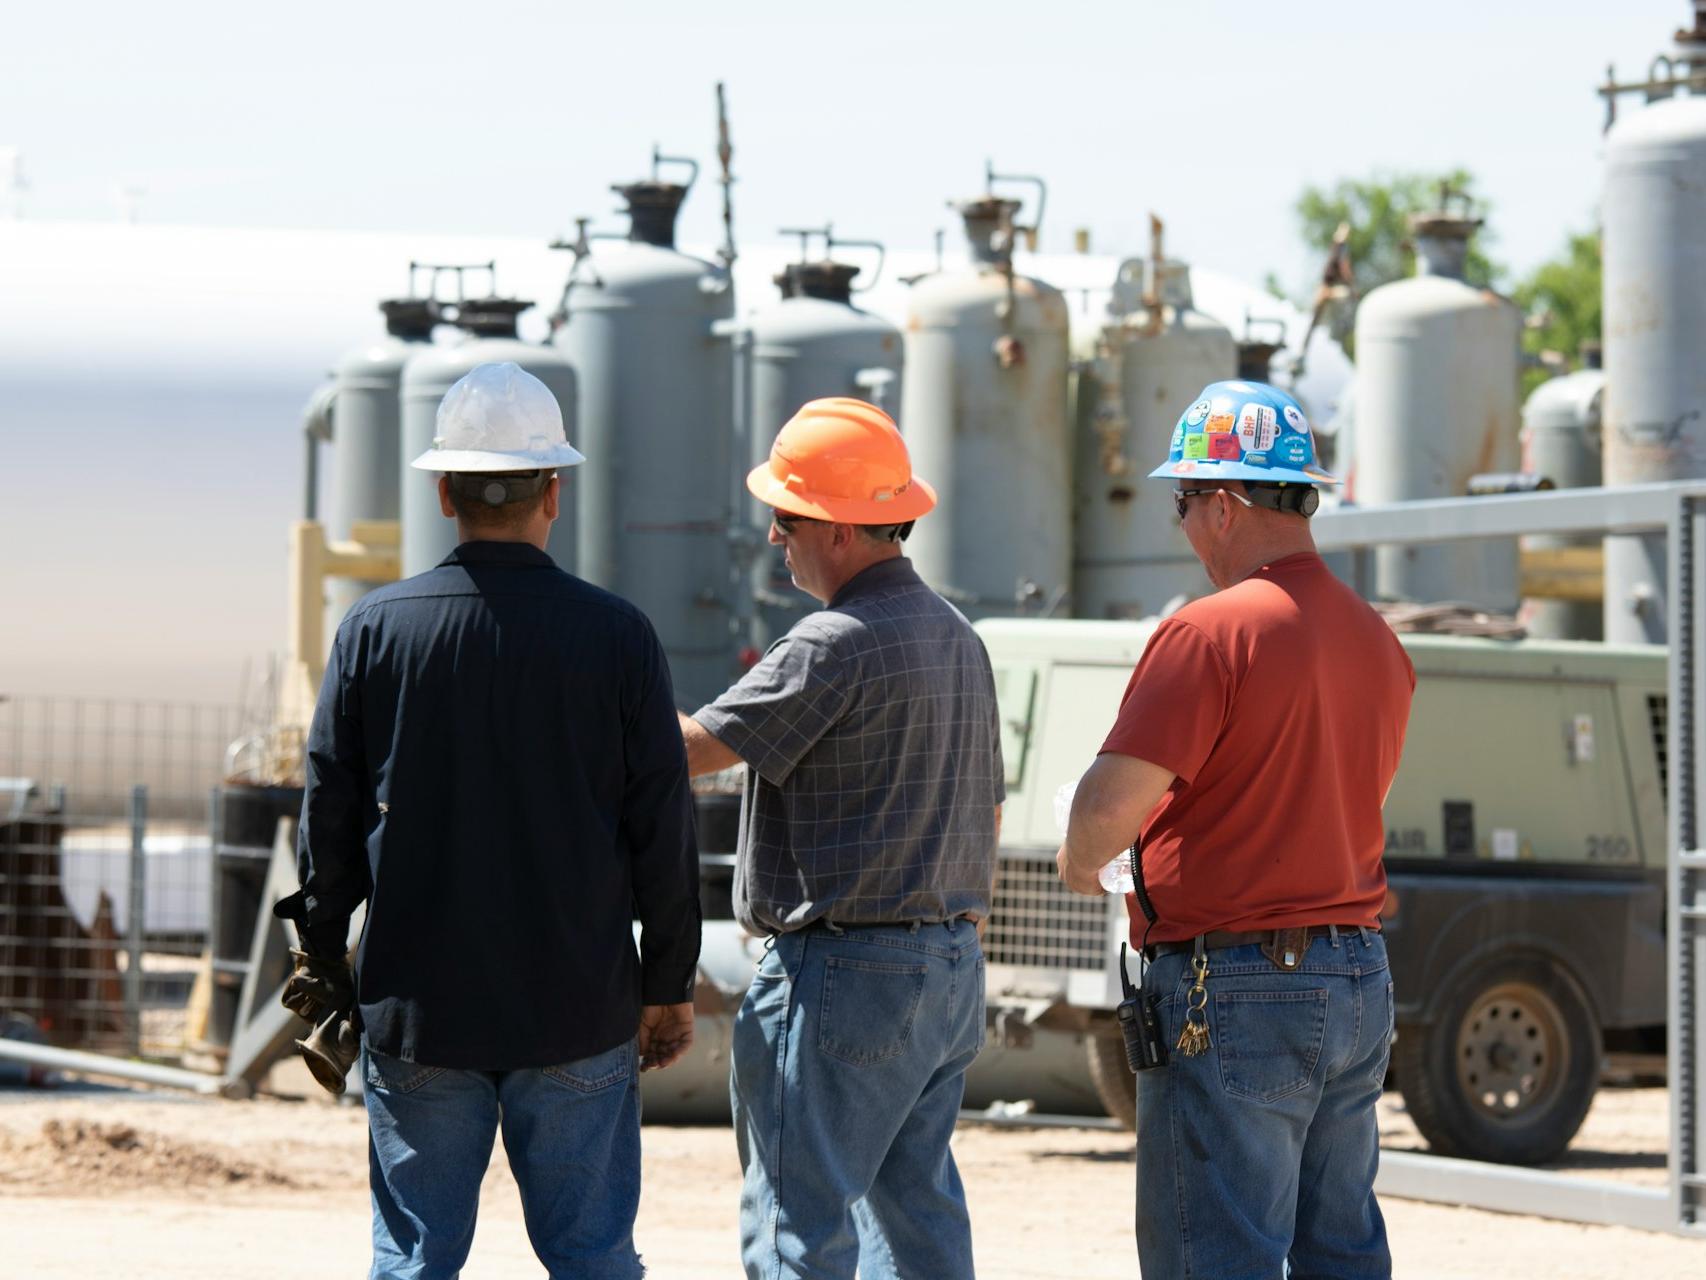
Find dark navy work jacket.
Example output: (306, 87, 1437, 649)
(295, 541, 700, 1070)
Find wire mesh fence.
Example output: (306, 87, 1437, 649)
(0, 695, 246, 1059)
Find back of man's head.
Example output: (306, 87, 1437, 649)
(446, 469, 554, 534)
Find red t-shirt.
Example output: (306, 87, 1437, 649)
(1100, 552, 1415, 945)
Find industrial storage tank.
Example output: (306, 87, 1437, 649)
(1354, 194, 1522, 611)
(552, 154, 736, 706)
(324, 295, 437, 639)
(1601, 85, 1706, 643)
(738, 230, 903, 647)
(398, 296, 579, 577)
(1521, 352, 1606, 640)
(901, 167, 1071, 618)
(1073, 237, 1236, 620)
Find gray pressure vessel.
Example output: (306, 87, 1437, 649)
(740, 257, 904, 647)
(1521, 357, 1605, 640)
(1073, 258, 1235, 619)
(553, 177, 735, 708)
(1602, 95, 1706, 643)
(398, 298, 579, 577)
(901, 197, 1071, 617)
(1354, 204, 1522, 611)
(325, 297, 437, 642)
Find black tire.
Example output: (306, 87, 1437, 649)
(1087, 1019, 1137, 1130)
(1393, 956, 1600, 1165)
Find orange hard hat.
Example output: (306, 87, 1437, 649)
(746, 398, 938, 524)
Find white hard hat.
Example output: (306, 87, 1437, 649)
(410, 361, 585, 473)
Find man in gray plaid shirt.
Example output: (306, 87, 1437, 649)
(680, 398, 1002, 1280)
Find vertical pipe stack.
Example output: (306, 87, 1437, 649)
(1354, 199, 1521, 611)
(553, 168, 736, 707)
(902, 189, 1070, 618)
(1602, 94, 1706, 644)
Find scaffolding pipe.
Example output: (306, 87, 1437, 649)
(0, 1038, 229, 1095)
(125, 785, 146, 1056)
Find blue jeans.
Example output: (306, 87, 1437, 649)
(362, 1039, 644, 1280)
(732, 919, 984, 1280)
(1135, 931, 1394, 1280)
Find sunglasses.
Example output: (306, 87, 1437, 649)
(770, 510, 824, 537)
(1173, 484, 1255, 522)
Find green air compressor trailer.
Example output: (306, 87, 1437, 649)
(977, 618, 1668, 1165)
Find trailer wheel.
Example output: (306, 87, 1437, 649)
(1087, 1019, 1137, 1130)
(1393, 958, 1599, 1165)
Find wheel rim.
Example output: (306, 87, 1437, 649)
(1453, 981, 1571, 1122)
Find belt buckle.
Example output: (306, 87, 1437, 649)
(1261, 928, 1309, 971)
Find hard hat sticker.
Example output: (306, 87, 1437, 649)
(1237, 404, 1278, 453)
(1151, 380, 1338, 487)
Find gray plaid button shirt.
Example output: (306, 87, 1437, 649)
(694, 557, 1004, 936)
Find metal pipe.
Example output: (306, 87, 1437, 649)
(299, 381, 335, 521)
(302, 427, 319, 521)
(716, 82, 736, 270)
(125, 785, 146, 1056)
(0, 1037, 228, 1095)
(1374, 1150, 1673, 1233)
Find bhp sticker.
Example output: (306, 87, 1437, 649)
(1207, 433, 1242, 460)
(1238, 404, 1278, 453)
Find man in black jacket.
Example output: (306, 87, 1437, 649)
(279, 362, 700, 1280)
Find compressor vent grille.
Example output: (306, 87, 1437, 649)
(1648, 694, 1668, 806)
(985, 853, 1111, 972)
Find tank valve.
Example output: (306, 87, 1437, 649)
(993, 334, 1025, 369)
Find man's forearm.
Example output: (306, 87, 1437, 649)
(678, 710, 743, 777)
(1062, 754, 1177, 874)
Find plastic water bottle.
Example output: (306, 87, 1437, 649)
(1097, 851, 1136, 895)
(1054, 779, 1136, 895)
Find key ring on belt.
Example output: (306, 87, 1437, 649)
(1175, 948, 1213, 1057)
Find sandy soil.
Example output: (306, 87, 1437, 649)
(2, 1080, 1701, 1279)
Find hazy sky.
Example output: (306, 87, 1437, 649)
(3, 1, 1688, 287)
(0, 0, 1695, 711)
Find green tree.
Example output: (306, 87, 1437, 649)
(1287, 170, 1501, 356)
(1512, 230, 1601, 398)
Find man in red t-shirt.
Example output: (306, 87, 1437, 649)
(1057, 379, 1414, 1279)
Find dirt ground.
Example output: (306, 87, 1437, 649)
(2, 1075, 1702, 1279)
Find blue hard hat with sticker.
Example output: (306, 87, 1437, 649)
(1150, 379, 1338, 486)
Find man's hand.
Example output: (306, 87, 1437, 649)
(1055, 844, 1104, 897)
(637, 1002, 695, 1072)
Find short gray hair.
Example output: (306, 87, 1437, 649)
(858, 521, 914, 544)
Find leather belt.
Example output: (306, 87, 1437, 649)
(804, 913, 979, 934)
(1147, 925, 1376, 971)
